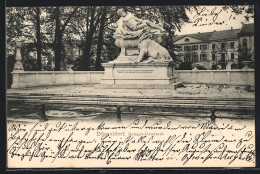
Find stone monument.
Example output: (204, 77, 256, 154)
(100, 9, 178, 89)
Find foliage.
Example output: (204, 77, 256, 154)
(6, 5, 254, 71)
(21, 44, 37, 70)
(177, 62, 192, 70)
(7, 55, 15, 89)
(228, 5, 254, 21)
(237, 44, 253, 61)
(236, 44, 253, 69)
(197, 65, 207, 70)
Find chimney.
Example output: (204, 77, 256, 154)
(231, 27, 233, 30)
(214, 30, 216, 32)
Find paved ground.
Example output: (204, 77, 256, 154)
(7, 84, 255, 98)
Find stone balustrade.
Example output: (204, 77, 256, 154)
(11, 69, 254, 88)
(175, 69, 254, 86)
(11, 71, 104, 88)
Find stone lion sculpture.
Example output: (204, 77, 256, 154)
(137, 38, 172, 62)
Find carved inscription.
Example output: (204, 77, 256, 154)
(117, 70, 154, 74)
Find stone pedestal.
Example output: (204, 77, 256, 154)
(12, 41, 24, 72)
(99, 62, 178, 89)
(11, 41, 25, 88)
(242, 61, 251, 70)
(226, 60, 233, 70)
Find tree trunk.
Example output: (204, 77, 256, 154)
(82, 7, 96, 70)
(52, 7, 79, 70)
(54, 7, 63, 71)
(55, 32, 63, 71)
(95, 7, 107, 71)
(36, 7, 42, 71)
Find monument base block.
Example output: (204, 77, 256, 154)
(99, 62, 179, 89)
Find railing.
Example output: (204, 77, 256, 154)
(7, 93, 255, 123)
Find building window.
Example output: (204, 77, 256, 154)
(192, 54, 198, 61)
(185, 38, 190, 42)
(184, 46, 191, 51)
(212, 44, 215, 50)
(212, 54, 216, 61)
(176, 45, 182, 51)
(200, 45, 207, 50)
(231, 53, 234, 60)
(192, 45, 198, 50)
(230, 42, 235, 49)
(243, 38, 248, 48)
(221, 43, 225, 49)
(221, 53, 225, 62)
(200, 54, 207, 61)
(184, 54, 191, 62)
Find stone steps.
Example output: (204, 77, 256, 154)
(7, 95, 254, 106)
(7, 93, 254, 101)
(7, 94, 255, 111)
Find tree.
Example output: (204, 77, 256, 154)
(51, 6, 79, 70)
(81, 7, 104, 70)
(98, 7, 121, 63)
(228, 5, 254, 21)
(95, 7, 107, 71)
(6, 7, 40, 72)
(11, 6, 250, 71)
(237, 44, 253, 69)
(6, 7, 48, 71)
(36, 7, 42, 70)
(6, 7, 29, 57)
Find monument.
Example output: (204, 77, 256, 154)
(100, 9, 178, 89)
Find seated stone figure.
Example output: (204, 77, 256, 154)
(113, 8, 172, 63)
(117, 9, 165, 32)
(114, 9, 164, 40)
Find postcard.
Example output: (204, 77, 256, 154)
(6, 5, 255, 168)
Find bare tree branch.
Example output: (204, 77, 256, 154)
(61, 7, 79, 33)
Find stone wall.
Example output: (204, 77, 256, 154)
(11, 71, 104, 88)
(175, 69, 254, 86)
(11, 70, 254, 88)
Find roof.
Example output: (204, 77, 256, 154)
(173, 28, 243, 43)
(209, 29, 240, 41)
(172, 35, 185, 42)
(239, 23, 254, 35)
(188, 31, 214, 41)
(173, 31, 214, 42)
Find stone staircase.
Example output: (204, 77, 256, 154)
(7, 93, 255, 111)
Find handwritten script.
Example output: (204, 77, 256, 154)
(7, 119, 255, 168)
(192, 7, 233, 27)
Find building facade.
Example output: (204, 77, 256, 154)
(173, 23, 254, 69)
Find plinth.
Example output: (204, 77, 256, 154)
(98, 62, 179, 89)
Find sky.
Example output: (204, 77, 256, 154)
(175, 5, 254, 35)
